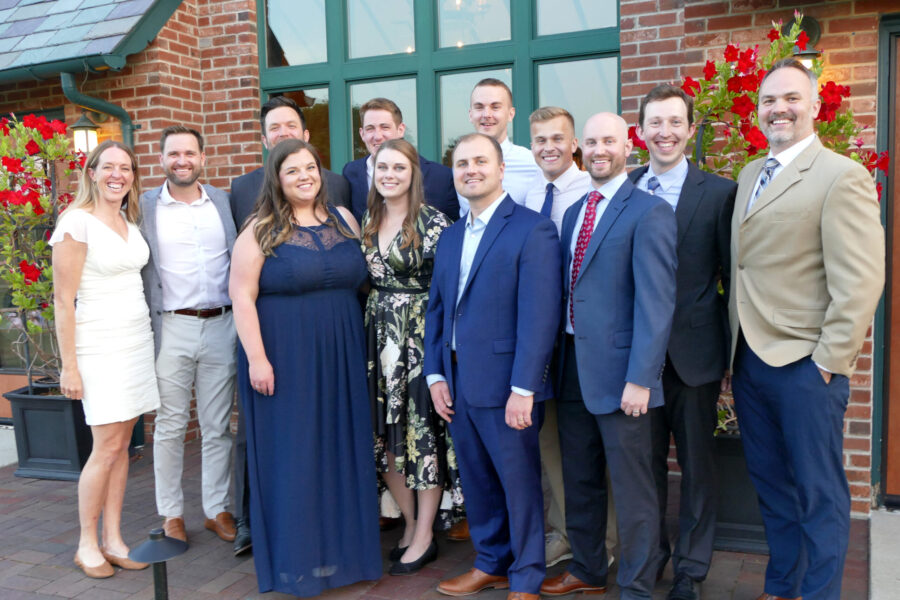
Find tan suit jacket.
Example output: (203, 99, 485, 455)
(729, 138, 884, 377)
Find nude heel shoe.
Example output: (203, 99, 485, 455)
(101, 549, 149, 570)
(73, 553, 115, 579)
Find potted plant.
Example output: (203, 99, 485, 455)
(0, 113, 90, 480)
(628, 13, 889, 553)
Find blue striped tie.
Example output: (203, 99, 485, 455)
(647, 176, 660, 195)
(748, 157, 780, 213)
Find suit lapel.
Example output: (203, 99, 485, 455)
(743, 139, 822, 222)
(205, 185, 238, 252)
(575, 183, 629, 285)
(142, 186, 163, 279)
(459, 196, 513, 301)
(443, 220, 464, 308)
(675, 162, 704, 248)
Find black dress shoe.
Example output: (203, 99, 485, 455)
(667, 572, 699, 600)
(388, 540, 437, 575)
(388, 544, 408, 561)
(232, 518, 252, 556)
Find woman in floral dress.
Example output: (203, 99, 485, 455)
(362, 139, 456, 574)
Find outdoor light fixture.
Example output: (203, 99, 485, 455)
(71, 112, 99, 154)
(129, 528, 189, 600)
(782, 16, 822, 69)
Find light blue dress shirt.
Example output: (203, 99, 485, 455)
(635, 156, 688, 211)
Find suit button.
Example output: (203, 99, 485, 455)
(445, 342, 450, 347)
(738, 264, 745, 270)
(157, 283, 162, 288)
(156, 310, 162, 315)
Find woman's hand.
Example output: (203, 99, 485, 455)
(60, 367, 84, 400)
(249, 359, 274, 396)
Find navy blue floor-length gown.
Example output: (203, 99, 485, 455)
(238, 213, 381, 597)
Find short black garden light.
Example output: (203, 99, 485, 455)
(129, 528, 189, 600)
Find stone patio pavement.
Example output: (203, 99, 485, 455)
(0, 439, 869, 599)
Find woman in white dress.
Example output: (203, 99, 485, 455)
(51, 140, 160, 579)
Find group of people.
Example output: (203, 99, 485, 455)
(50, 59, 883, 600)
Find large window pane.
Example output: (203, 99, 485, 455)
(278, 88, 332, 169)
(437, 0, 510, 48)
(439, 68, 511, 165)
(266, 0, 327, 67)
(536, 0, 617, 36)
(537, 57, 618, 139)
(347, 0, 415, 58)
(349, 79, 418, 160)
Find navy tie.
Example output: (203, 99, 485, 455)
(540, 182, 554, 218)
(647, 176, 660, 195)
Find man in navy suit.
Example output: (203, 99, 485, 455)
(629, 85, 736, 600)
(541, 113, 677, 600)
(343, 97, 459, 222)
(425, 133, 561, 600)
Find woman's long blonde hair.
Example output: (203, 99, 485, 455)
(67, 140, 142, 224)
(252, 139, 354, 256)
(361, 138, 425, 250)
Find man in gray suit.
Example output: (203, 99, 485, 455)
(140, 125, 239, 546)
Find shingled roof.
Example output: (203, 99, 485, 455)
(0, 0, 180, 83)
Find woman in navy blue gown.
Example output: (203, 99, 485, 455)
(230, 138, 381, 596)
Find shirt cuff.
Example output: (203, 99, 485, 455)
(426, 374, 447, 387)
(511, 386, 534, 397)
(814, 362, 833, 374)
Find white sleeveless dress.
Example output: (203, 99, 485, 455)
(49, 209, 160, 426)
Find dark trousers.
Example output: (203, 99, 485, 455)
(650, 360, 720, 581)
(233, 406, 250, 523)
(449, 366, 546, 594)
(557, 336, 660, 600)
(732, 337, 850, 600)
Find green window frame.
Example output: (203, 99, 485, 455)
(257, 1, 620, 170)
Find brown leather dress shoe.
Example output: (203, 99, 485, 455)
(437, 567, 509, 596)
(162, 517, 188, 542)
(446, 519, 471, 541)
(756, 594, 802, 600)
(73, 553, 115, 579)
(507, 593, 540, 600)
(205, 511, 237, 542)
(541, 571, 608, 596)
(101, 549, 149, 570)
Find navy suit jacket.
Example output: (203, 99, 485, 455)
(343, 154, 460, 222)
(560, 178, 678, 414)
(425, 196, 561, 407)
(229, 166, 351, 230)
(628, 161, 736, 386)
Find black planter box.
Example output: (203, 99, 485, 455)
(714, 432, 769, 554)
(4, 385, 92, 481)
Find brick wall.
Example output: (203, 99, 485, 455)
(622, 0, 884, 516)
(0, 0, 262, 444)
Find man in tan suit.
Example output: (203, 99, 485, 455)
(729, 59, 884, 600)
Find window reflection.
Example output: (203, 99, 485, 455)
(349, 79, 418, 159)
(266, 0, 327, 67)
(347, 0, 415, 58)
(439, 68, 511, 165)
(536, 0, 617, 36)
(437, 0, 510, 48)
(277, 88, 332, 169)
(537, 57, 618, 138)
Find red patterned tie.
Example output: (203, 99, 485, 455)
(569, 191, 602, 330)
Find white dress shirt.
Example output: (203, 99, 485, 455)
(426, 194, 532, 396)
(635, 156, 689, 211)
(747, 133, 817, 212)
(156, 183, 230, 311)
(523, 162, 592, 235)
(566, 171, 629, 334)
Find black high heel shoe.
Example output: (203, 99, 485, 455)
(388, 544, 408, 561)
(389, 540, 437, 575)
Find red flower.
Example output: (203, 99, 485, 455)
(796, 31, 809, 51)
(741, 72, 759, 92)
(59, 192, 74, 205)
(681, 76, 701, 97)
(18, 260, 41, 284)
(745, 126, 768, 155)
(727, 76, 743, 94)
(876, 151, 890, 175)
(0, 117, 8, 137)
(76, 151, 87, 168)
(737, 47, 757, 75)
(767, 28, 780, 42)
(731, 94, 756, 119)
(50, 119, 67, 135)
(724, 44, 740, 62)
(703, 60, 717, 81)
(628, 125, 647, 151)
(25, 139, 41, 155)
(2, 156, 24, 174)
(876, 181, 883, 202)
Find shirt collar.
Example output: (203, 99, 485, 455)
(366, 154, 375, 175)
(646, 156, 688, 191)
(499, 137, 513, 154)
(544, 162, 583, 191)
(159, 181, 208, 206)
(590, 171, 629, 201)
(467, 192, 506, 229)
(768, 134, 816, 169)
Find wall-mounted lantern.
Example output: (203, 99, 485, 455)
(71, 112, 99, 154)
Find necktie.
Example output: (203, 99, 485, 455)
(747, 157, 779, 213)
(540, 182, 554, 218)
(569, 191, 602, 330)
(647, 176, 660, 195)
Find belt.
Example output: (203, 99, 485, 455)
(372, 284, 429, 294)
(172, 306, 232, 318)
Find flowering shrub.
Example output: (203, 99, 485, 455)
(629, 13, 890, 197)
(0, 114, 84, 380)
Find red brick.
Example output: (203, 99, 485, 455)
(641, 39, 680, 54)
(707, 15, 754, 31)
(843, 437, 870, 452)
(622, 28, 659, 43)
(621, 1, 659, 16)
(686, 2, 729, 18)
(623, 55, 659, 70)
(731, 0, 776, 11)
(686, 32, 729, 48)
(639, 12, 679, 27)
(828, 49, 877, 66)
(828, 17, 878, 34)
(685, 19, 706, 34)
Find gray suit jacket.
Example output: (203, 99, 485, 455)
(139, 183, 238, 357)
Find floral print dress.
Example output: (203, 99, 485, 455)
(363, 205, 461, 502)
